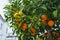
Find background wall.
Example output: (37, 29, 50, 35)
(0, 0, 18, 40)
(0, 0, 8, 19)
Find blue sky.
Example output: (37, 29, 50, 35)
(0, 0, 8, 19)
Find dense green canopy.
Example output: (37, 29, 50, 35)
(4, 0, 60, 40)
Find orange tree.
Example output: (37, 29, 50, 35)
(4, 0, 60, 40)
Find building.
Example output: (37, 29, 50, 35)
(0, 15, 18, 40)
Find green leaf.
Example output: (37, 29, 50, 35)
(58, 5, 60, 9)
(53, 10, 58, 17)
(28, 23, 32, 28)
(41, 5, 47, 10)
(21, 34, 24, 40)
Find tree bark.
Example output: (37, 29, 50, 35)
(47, 30, 52, 40)
(46, 26, 52, 40)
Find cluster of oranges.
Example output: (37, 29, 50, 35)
(14, 11, 24, 26)
(13, 11, 36, 36)
(14, 13, 55, 36)
(13, 11, 24, 18)
(21, 23, 36, 36)
(39, 14, 54, 27)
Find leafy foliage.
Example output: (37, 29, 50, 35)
(4, 0, 60, 40)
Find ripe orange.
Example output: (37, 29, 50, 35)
(31, 27, 36, 33)
(41, 15, 47, 21)
(21, 23, 28, 31)
(58, 36, 60, 40)
(48, 20, 54, 27)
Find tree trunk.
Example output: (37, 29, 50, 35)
(47, 30, 52, 40)
(46, 26, 52, 40)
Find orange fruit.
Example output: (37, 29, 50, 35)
(44, 33, 48, 37)
(21, 23, 28, 31)
(13, 11, 23, 18)
(31, 27, 36, 33)
(48, 20, 54, 27)
(13, 12, 19, 18)
(41, 15, 47, 21)
(13, 12, 18, 18)
(58, 36, 60, 40)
